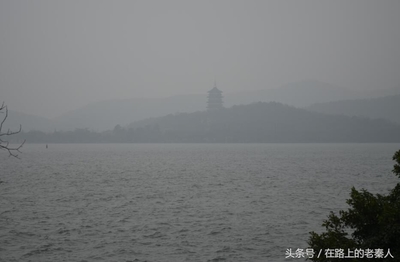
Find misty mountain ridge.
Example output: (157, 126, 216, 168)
(14, 101, 400, 143)
(124, 101, 400, 143)
(52, 95, 206, 131)
(50, 80, 367, 131)
(360, 85, 400, 99)
(306, 94, 400, 124)
(2, 110, 56, 133)
(226, 80, 358, 107)
(6, 80, 400, 132)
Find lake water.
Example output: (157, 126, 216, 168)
(1, 143, 399, 262)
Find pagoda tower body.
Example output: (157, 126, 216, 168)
(207, 82, 223, 110)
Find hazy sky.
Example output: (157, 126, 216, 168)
(1, 0, 399, 118)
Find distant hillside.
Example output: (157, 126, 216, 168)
(225, 80, 357, 107)
(126, 102, 400, 143)
(53, 95, 205, 131)
(306, 95, 400, 124)
(2, 110, 56, 132)
(360, 85, 400, 99)
(53, 80, 359, 131)
(4, 80, 398, 133)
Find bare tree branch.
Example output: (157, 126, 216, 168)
(0, 102, 25, 158)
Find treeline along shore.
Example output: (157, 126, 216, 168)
(10, 102, 400, 143)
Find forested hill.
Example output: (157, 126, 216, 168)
(125, 102, 400, 143)
(306, 95, 400, 124)
(14, 102, 400, 143)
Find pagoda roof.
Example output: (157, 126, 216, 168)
(208, 86, 222, 93)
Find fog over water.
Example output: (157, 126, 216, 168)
(1, 1, 400, 118)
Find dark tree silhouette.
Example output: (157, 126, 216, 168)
(0, 102, 25, 158)
(308, 149, 400, 261)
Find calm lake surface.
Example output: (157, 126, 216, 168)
(1, 143, 399, 262)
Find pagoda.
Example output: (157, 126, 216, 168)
(207, 81, 223, 110)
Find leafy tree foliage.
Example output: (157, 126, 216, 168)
(308, 150, 400, 261)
